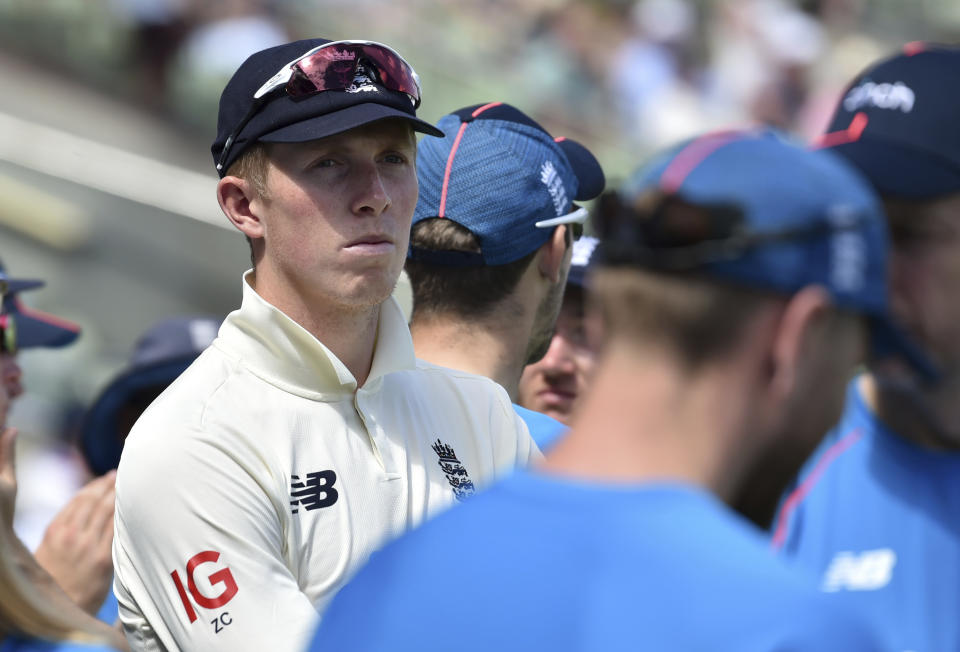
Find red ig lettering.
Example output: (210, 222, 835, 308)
(171, 550, 239, 623)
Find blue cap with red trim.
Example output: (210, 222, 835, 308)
(609, 128, 937, 381)
(0, 262, 80, 349)
(409, 102, 605, 266)
(817, 43, 960, 199)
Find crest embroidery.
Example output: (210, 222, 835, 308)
(431, 439, 476, 501)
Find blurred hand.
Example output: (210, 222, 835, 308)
(35, 470, 117, 615)
(0, 425, 17, 529)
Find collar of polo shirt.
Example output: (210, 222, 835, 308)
(218, 271, 416, 398)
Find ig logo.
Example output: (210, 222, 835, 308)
(171, 550, 238, 629)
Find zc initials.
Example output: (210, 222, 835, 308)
(171, 550, 239, 624)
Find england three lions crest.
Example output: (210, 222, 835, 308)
(431, 439, 476, 502)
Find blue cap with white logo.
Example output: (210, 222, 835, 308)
(603, 128, 937, 380)
(817, 43, 960, 199)
(409, 102, 605, 266)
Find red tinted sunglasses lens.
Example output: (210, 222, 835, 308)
(287, 44, 420, 106)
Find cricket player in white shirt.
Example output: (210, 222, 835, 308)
(112, 37, 538, 652)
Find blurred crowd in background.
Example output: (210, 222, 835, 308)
(3, 0, 960, 175)
(0, 0, 956, 553)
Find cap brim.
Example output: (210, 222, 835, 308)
(79, 357, 193, 475)
(259, 102, 444, 144)
(4, 278, 44, 293)
(826, 139, 960, 200)
(8, 296, 80, 349)
(870, 315, 939, 383)
(555, 137, 605, 201)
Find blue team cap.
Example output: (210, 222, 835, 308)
(409, 102, 605, 266)
(601, 128, 937, 380)
(79, 316, 220, 475)
(816, 43, 960, 199)
(0, 261, 80, 349)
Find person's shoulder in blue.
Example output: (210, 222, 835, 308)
(513, 404, 567, 451)
(307, 130, 926, 650)
(773, 376, 960, 652)
(312, 471, 877, 652)
(0, 638, 116, 652)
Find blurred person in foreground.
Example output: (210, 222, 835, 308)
(308, 129, 930, 651)
(112, 39, 537, 652)
(405, 102, 605, 451)
(0, 296, 123, 651)
(517, 235, 600, 429)
(772, 43, 960, 652)
(0, 265, 116, 622)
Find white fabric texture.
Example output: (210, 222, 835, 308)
(113, 272, 537, 652)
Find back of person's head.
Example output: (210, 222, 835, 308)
(590, 128, 936, 526)
(405, 102, 605, 322)
(593, 128, 934, 381)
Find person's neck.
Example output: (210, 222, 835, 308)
(540, 345, 753, 501)
(860, 372, 960, 450)
(411, 309, 536, 400)
(250, 271, 381, 387)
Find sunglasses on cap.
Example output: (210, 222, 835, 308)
(217, 40, 424, 173)
(0, 313, 16, 357)
(536, 206, 588, 241)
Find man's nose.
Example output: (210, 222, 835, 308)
(540, 333, 576, 375)
(351, 163, 391, 216)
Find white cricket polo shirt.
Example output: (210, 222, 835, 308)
(113, 273, 538, 652)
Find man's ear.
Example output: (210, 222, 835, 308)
(537, 225, 572, 284)
(766, 286, 833, 400)
(217, 176, 265, 240)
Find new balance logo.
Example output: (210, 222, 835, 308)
(290, 470, 339, 514)
(821, 548, 896, 592)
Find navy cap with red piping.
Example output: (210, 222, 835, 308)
(409, 102, 605, 266)
(816, 42, 960, 199)
(0, 262, 79, 349)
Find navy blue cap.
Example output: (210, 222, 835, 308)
(817, 43, 960, 199)
(79, 316, 220, 475)
(212, 38, 443, 177)
(409, 102, 605, 266)
(567, 236, 598, 288)
(0, 262, 79, 349)
(609, 128, 937, 380)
